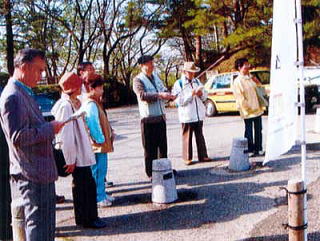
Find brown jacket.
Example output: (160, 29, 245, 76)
(86, 98, 114, 153)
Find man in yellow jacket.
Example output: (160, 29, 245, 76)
(232, 58, 265, 157)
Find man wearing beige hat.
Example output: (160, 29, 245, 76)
(172, 61, 211, 165)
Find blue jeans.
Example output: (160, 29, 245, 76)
(91, 153, 108, 202)
(10, 175, 55, 241)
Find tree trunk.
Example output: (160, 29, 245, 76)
(175, 65, 179, 80)
(102, 41, 109, 78)
(78, 19, 86, 64)
(233, 0, 241, 26)
(195, 35, 202, 69)
(4, 0, 14, 76)
(214, 25, 220, 51)
(181, 31, 193, 61)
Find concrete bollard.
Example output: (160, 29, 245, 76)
(315, 106, 320, 133)
(11, 198, 26, 241)
(229, 137, 250, 171)
(152, 158, 178, 204)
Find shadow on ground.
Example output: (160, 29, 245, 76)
(56, 180, 283, 237)
(55, 153, 306, 238)
(238, 231, 320, 241)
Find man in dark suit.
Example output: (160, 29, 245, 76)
(0, 48, 64, 241)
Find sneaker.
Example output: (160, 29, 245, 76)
(256, 151, 265, 156)
(106, 195, 115, 202)
(106, 181, 114, 188)
(184, 160, 193, 166)
(249, 151, 265, 157)
(97, 199, 112, 208)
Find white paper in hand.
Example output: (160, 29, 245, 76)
(196, 86, 204, 92)
(63, 111, 86, 125)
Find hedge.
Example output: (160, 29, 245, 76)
(0, 72, 137, 108)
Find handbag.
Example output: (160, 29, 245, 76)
(255, 86, 268, 108)
(52, 99, 75, 177)
(52, 145, 70, 177)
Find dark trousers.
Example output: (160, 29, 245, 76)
(182, 121, 208, 161)
(72, 166, 98, 225)
(141, 120, 167, 177)
(244, 115, 263, 153)
(0, 124, 12, 240)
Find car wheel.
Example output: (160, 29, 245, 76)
(205, 100, 217, 117)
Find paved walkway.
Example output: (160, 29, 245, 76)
(54, 107, 320, 241)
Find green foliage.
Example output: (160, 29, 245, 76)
(159, 72, 177, 89)
(124, 1, 144, 28)
(222, 26, 269, 48)
(1, 0, 320, 108)
(0, 72, 9, 86)
(302, 2, 320, 47)
(166, 73, 178, 88)
(34, 84, 61, 100)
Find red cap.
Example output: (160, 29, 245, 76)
(59, 72, 82, 94)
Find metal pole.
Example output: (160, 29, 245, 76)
(295, 0, 307, 240)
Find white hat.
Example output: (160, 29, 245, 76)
(183, 62, 200, 73)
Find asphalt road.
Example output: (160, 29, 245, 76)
(55, 106, 320, 241)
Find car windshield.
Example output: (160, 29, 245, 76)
(212, 74, 231, 89)
(208, 70, 270, 89)
(304, 68, 320, 84)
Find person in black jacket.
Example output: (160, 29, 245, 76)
(0, 122, 13, 240)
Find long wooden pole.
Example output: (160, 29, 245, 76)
(196, 56, 225, 79)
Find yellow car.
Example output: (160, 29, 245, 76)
(204, 69, 270, 116)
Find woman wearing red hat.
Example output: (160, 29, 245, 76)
(51, 72, 106, 229)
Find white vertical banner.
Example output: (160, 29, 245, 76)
(264, 0, 298, 164)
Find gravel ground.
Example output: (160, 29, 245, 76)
(54, 106, 320, 241)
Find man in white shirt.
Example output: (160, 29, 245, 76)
(172, 62, 211, 165)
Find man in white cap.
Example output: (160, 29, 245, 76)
(172, 62, 211, 165)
